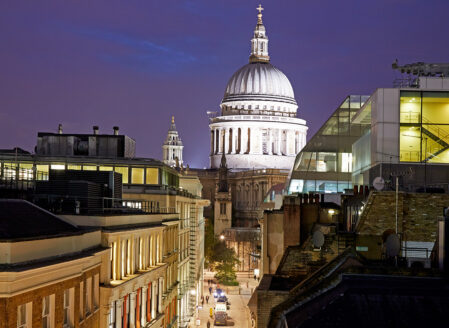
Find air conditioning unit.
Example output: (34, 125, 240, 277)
(407, 257, 431, 269)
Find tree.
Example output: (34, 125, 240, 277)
(212, 239, 239, 285)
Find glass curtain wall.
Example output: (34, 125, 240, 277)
(288, 95, 369, 194)
(400, 91, 449, 163)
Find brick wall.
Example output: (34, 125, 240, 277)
(358, 191, 449, 242)
(0, 265, 100, 328)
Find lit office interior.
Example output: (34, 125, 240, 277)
(400, 91, 449, 163)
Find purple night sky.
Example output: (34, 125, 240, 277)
(1, 0, 448, 168)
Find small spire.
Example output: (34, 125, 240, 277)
(171, 115, 175, 124)
(249, 4, 269, 63)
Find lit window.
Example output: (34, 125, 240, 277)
(341, 153, 352, 172)
(99, 166, 113, 171)
(67, 164, 81, 170)
(85, 277, 92, 316)
(146, 168, 159, 184)
(93, 274, 99, 309)
(42, 295, 54, 328)
(63, 288, 74, 328)
(50, 164, 65, 170)
(131, 168, 144, 184)
(114, 167, 129, 184)
(82, 165, 97, 171)
(36, 164, 49, 180)
(19, 163, 33, 180)
(17, 303, 31, 328)
(79, 281, 84, 321)
(108, 302, 116, 328)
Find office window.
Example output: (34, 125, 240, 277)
(82, 165, 97, 171)
(99, 166, 113, 171)
(399, 91, 449, 163)
(36, 164, 49, 180)
(131, 168, 144, 184)
(42, 295, 55, 328)
(114, 166, 129, 184)
(51, 164, 65, 170)
(121, 239, 127, 278)
(19, 163, 33, 180)
(145, 168, 159, 184)
(63, 288, 74, 328)
(340, 153, 352, 173)
(67, 164, 82, 170)
(17, 303, 32, 328)
(422, 91, 449, 124)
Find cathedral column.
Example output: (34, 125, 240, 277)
(215, 128, 220, 154)
(224, 128, 230, 154)
(210, 130, 214, 155)
(277, 129, 282, 155)
(286, 130, 293, 155)
(247, 128, 252, 154)
(268, 129, 273, 155)
(242, 127, 248, 154)
(231, 128, 237, 154)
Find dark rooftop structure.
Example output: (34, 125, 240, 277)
(268, 248, 449, 328)
(36, 125, 136, 158)
(0, 199, 84, 241)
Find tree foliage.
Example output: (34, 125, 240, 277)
(204, 217, 239, 285)
(211, 239, 239, 285)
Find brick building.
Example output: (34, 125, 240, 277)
(0, 199, 108, 328)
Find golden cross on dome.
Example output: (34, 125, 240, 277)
(256, 4, 264, 24)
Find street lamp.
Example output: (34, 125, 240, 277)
(219, 234, 225, 241)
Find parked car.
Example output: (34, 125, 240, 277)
(214, 311, 227, 326)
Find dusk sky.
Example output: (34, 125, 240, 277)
(1, 0, 449, 168)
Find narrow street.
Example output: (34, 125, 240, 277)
(192, 271, 258, 327)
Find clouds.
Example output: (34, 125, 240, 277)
(73, 27, 197, 73)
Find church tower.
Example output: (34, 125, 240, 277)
(162, 116, 183, 167)
(214, 150, 233, 236)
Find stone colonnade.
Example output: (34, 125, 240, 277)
(210, 127, 305, 156)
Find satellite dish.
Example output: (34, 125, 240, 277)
(312, 231, 325, 248)
(373, 177, 385, 191)
(385, 234, 400, 257)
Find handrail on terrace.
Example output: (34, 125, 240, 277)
(32, 193, 178, 215)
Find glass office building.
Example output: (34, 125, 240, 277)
(288, 95, 369, 194)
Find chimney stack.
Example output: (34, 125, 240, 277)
(58, 124, 63, 134)
(113, 126, 119, 136)
(93, 126, 99, 135)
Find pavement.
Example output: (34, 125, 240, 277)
(190, 271, 259, 328)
